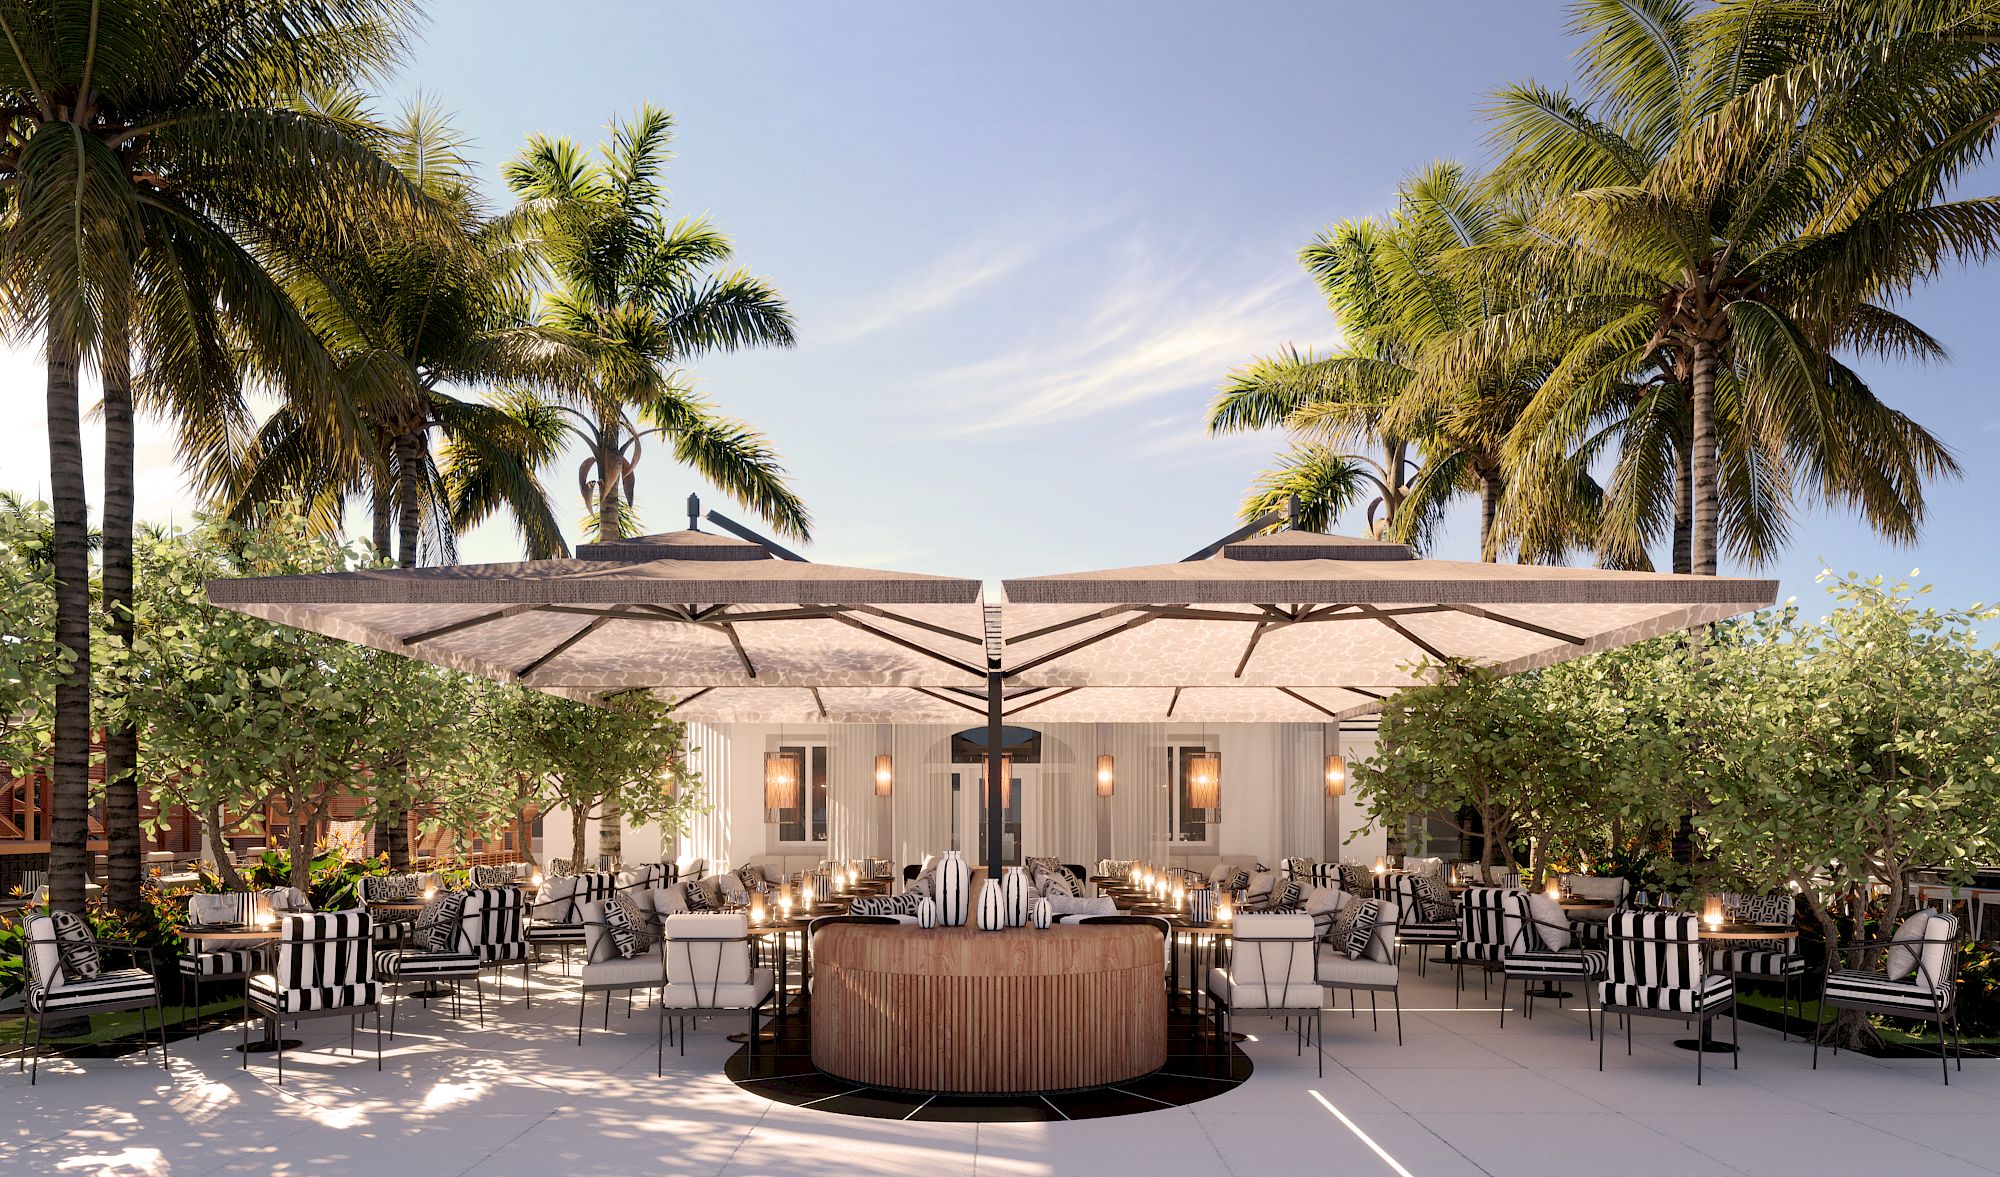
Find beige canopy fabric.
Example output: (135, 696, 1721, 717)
(995, 530, 1778, 718)
(206, 529, 991, 694)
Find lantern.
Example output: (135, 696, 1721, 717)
(1186, 753, 1220, 812)
(1703, 894, 1724, 929)
(874, 754, 894, 798)
(1217, 896, 1234, 924)
(1546, 880, 1562, 902)
(764, 752, 801, 821)
(1096, 754, 1116, 798)
(1324, 753, 1347, 797)
(1373, 856, 1386, 875)
(750, 893, 768, 925)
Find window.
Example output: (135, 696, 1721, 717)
(773, 740, 829, 845)
(1165, 743, 1218, 844)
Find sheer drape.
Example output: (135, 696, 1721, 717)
(678, 722, 734, 867)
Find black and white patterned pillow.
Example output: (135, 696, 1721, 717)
(851, 892, 925, 918)
(1217, 866, 1250, 892)
(904, 874, 934, 901)
(681, 883, 713, 913)
(470, 864, 517, 888)
(735, 864, 769, 895)
(1727, 893, 1791, 926)
(416, 892, 468, 953)
(1034, 868, 1077, 898)
(1413, 873, 1457, 923)
(1337, 863, 1373, 896)
(1344, 899, 1382, 960)
(602, 894, 654, 958)
(49, 910, 101, 981)
(1262, 880, 1304, 912)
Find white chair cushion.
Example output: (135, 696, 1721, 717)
(1207, 966, 1322, 1009)
(1562, 874, 1628, 903)
(1315, 950, 1398, 987)
(662, 967, 774, 1010)
(582, 946, 663, 988)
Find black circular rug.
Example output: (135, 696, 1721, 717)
(724, 1003, 1253, 1121)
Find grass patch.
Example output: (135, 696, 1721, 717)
(1732, 982, 1995, 1051)
(0, 995, 244, 1047)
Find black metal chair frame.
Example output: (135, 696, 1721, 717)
(241, 927, 383, 1086)
(656, 923, 778, 1075)
(1207, 927, 1324, 1076)
(1812, 923, 1963, 1084)
(1597, 926, 1738, 1085)
(1317, 902, 1405, 1046)
(1497, 894, 1598, 1041)
(574, 900, 673, 1046)
(17, 929, 168, 1085)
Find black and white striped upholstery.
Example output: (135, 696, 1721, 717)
(1822, 970, 1953, 1014)
(1456, 887, 1513, 962)
(33, 969, 160, 1013)
(374, 950, 480, 980)
(180, 949, 262, 978)
(247, 912, 381, 1014)
(1601, 973, 1734, 1013)
(1508, 948, 1609, 977)
(1391, 873, 1457, 943)
(462, 887, 532, 963)
(1597, 912, 1731, 1012)
(1717, 949, 1806, 977)
(1813, 909, 1959, 1082)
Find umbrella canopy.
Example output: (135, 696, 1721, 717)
(206, 529, 991, 695)
(995, 530, 1778, 719)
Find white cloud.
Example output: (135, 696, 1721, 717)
(814, 229, 1053, 346)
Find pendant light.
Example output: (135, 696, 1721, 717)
(1186, 752, 1220, 812)
(1324, 753, 1347, 798)
(764, 751, 800, 822)
(1095, 754, 1116, 798)
(873, 754, 894, 798)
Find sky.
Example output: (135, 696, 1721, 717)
(2, 0, 1996, 613)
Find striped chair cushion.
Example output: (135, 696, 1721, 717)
(1823, 969, 1953, 1014)
(248, 974, 382, 1014)
(34, 969, 157, 1013)
(271, 912, 375, 989)
(527, 923, 585, 942)
(1717, 949, 1806, 977)
(1508, 948, 1608, 978)
(1599, 973, 1733, 1014)
(462, 887, 529, 962)
(180, 949, 262, 977)
(1458, 887, 1512, 956)
(1456, 941, 1507, 963)
(484, 942, 532, 963)
(1606, 912, 1704, 987)
(374, 950, 481, 980)
(1396, 922, 1460, 944)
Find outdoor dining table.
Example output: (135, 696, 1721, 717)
(1676, 923, 1800, 1053)
(178, 924, 293, 1052)
(732, 919, 812, 1042)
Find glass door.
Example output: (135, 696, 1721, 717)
(950, 761, 1031, 869)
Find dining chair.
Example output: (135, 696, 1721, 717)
(18, 911, 168, 1084)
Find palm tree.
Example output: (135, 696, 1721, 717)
(1457, 0, 1982, 575)
(0, 0, 423, 914)
(504, 106, 810, 544)
(206, 99, 577, 570)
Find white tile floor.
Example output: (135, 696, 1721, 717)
(5, 963, 1994, 1177)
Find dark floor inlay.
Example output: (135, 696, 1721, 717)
(724, 1005, 1253, 1122)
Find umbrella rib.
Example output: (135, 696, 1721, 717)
(1445, 604, 1586, 645)
(1358, 606, 1451, 664)
(1004, 687, 1079, 717)
(821, 613, 988, 678)
(401, 604, 543, 646)
(720, 622, 757, 679)
(912, 687, 990, 717)
(1007, 609, 1182, 677)
(1276, 688, 1340, 719)
(517, 614, 614, 680)
(844, 603, 988, 645)
(810, 687, 827, 718)
(1006, 605, 1147, 646)
(1166, 686, 1182, 718)
(661, 686, 714, 712)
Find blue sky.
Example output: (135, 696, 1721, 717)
(2, 1, 1994, 611)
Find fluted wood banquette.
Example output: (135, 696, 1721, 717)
(810, 922, 1166, 1093)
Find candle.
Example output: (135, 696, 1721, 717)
(1373, 856, 1386, 874)
(779, 894, 793, 921)
(801, 881, 816, 909)
(423, 886, 436, 902)
(1546, 881, 1561, 902)
(1703, 894, 1724, 929)
(750, 893, 768, 925)
(530, 871, 544, 890)
(1217, 897, 1234, 924)
(1174, 884, 1186, 911)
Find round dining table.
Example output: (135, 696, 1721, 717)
(179, 925, 294, 1052)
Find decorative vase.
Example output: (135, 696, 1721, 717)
(1188, 888, 1214, 926)
(916, 897, 938, 929)
(976, 877, 1006, 932)
(1001, 867, 1031, 927)
(1032, 897, 1053, 930)
(936, 850, 971, 926)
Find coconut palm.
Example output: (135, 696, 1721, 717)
(1454, 0, 1982, 575)
(504, 106, 810, 544)
(0, 0, 423, 913)
(206, 98, 577, 569)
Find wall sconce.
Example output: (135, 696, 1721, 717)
(874, 754, 894, 798)
(1324, 753, 1346, 797)
(1096, 754, 1116, 798)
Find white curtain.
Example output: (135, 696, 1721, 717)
(1030, 724, 1097, 867)
(891, 723, 955, 867)
(1099, 722, 1168, 863)
(827, 724, 878, 864)
(678, 722, 733, 868)
(1276, 722, 1326, 860)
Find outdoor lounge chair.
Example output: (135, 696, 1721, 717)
(1598, 911, 1737, 1084)
(656, 913, 776, 1074)
(1391, 872, 1457, 975)
(1206, 912, 1325, 1075)
(1498, 889, 1604, 1038)
(18, 910, 168, 1085)
(1316, 894, 1405, 1044)
(179, 890, 279, 1040)
(1813, 908, 1961, 1083)
(243, 911, 384, 1086)
(1453, 886, 1511, 1001)
(576, 898, 669, 1048)
(528, 870, 619, 973)
(375, 890, 483, 1035)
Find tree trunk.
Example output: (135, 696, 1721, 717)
(394, 431, 423, 569)
(597, 409, 623, 541)
(1688, 337, 1720, 576)
(598, 797, 623, 868)
(1477, 470, 1502, 562)
(375, 753, 410, 869)
(370, 481, 392, 563)
(1800, 889, 1881, 1050)
(1671, 419, 1693, 575)
(101, 317, 143, 914)
(203, 804, 246, 891)
(44, 341, 92, 915)
(289, 800, 318, 894)
(570, 802, 589, 870)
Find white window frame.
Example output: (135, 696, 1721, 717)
(1164, 739, 1219, 848)
(768, 737, 830, 849)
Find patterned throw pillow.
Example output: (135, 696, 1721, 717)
(1413, 873, 1457, 923)
(1338, 863, 1374, 896)
(851, 892, 925, 918)
(905, 874, 934, 901)
(1344, 898, 1382, 960)
(1217, 866, 1250, 892)
(49, 910, 101, 981)
(1262, 880, 1304, 912)
(681, 882, 713, 913)
(417, 892, 468, 953)
(471, 864, 514, 888)
(1034, 868, 1077, 898)
(735, 864, 769, 896)
(602, 893, 655, 959)
(1323, 896, 1365, 947)
(1726, 893, 1792, 926)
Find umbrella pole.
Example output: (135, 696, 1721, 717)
(986, 670, 1005, 873)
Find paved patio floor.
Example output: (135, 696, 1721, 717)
(5, 962, 1995, 1176)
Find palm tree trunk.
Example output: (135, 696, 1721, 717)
(101, 315, 143, 914)
(395, 431, 423, 569)
(371, 479, 392, 563)
(1672, 420, 1693, 575)
(597, 409, 623, 541)
(1477, 471, 1502, 562)
(1688, 338, 1721, 576)
(44, 341, 93, 915)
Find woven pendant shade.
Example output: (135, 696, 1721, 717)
(1186, 754, 1220, 811)
(874, 754, 894, 798)
(1324, 753, 1346, 798)
(1095, 754, 1116, 798)
(764, 752, 800, 820)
